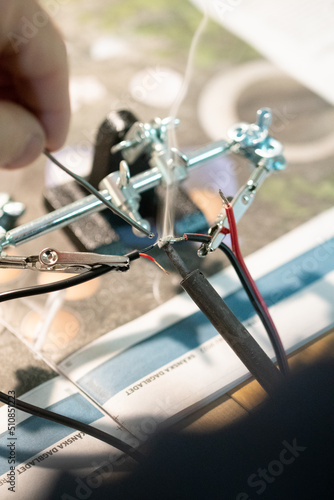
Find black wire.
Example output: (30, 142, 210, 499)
(185, 234, 289, 375)
(44, 151, 115, 212)
(0, 251, 141, 303)
(0, 265, 113, 302)
(0, 250, 146, 462)
(0, 391, 143, 462)
(44, 151, 153, 238)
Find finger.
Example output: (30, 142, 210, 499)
(14, 62, 70, 151)
(0, 100, 45, 169)
(0, 0, 70, 151)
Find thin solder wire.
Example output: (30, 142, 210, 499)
(161, 5, 209, 242)
(44, 151, 154, 239)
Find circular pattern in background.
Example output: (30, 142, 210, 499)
(198, 60, 334, 164)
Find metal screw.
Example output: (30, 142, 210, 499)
(3, 202, 25, 218)
(40, 249, 58, 266)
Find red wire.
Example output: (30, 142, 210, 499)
(139, 253, 155, 262)
(225, 203, 288, 372)
(139, 253, 169, 274)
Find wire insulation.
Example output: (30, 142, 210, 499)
(44, 151, 153, 238)
(223, 202, 289, 375)
(184, 233, 289, 375)
(0, 391, 143, 462)
(0, 265, 113, 302)
(0, 250, 142, 303)
(139, 253, 169, 274)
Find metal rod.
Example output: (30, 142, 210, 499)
(0, 141, 230, 250)
(131, 167, 162, 193)
(0, 191, 111, 249)
(187, 140, 231, 168)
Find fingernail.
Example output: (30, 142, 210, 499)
(3, 134, 45, 169)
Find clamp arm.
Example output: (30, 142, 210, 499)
(198, 108, 287, 257)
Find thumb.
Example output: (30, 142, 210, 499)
(0, 101, 46, 169)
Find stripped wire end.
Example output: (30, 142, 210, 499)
(219, 189, 231, 207)
(218, 190, 231, 235)
(44, 150, 154, 239)
(139, 253, 169, 275)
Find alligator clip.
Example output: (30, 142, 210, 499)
(0, 249, 129, 273)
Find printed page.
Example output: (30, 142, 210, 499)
(0, 357, 132, 499)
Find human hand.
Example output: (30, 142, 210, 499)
(0, 0, 70, 168)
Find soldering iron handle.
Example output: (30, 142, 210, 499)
(180, 269, 283, 395)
